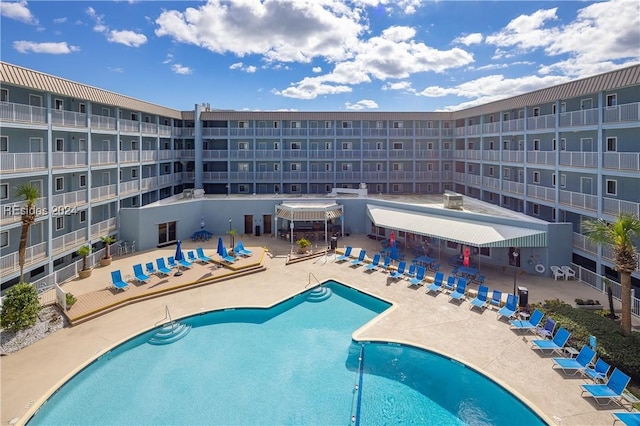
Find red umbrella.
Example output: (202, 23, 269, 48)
(463, 247, 470, 267)
(389, 231, 395, 246)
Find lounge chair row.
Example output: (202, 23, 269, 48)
(336, 248, 430, 286)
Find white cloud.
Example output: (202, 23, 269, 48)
(163, 53, 174, 64)
(0, 0, 38, 24)
(273, 76, 352, 100)
(53, 17, 67, 24)
(13, 40, 79, 54)
(312, 66, 322, 73)
(453, 33, 483, 46)
(381, 81, 414, 92)
(345, 99, 379, 110)
(351, 0, 422, 15)
(172, 64, 192, 75)
(485, 7, 558, 57)
(230, 62, 257, 73)
(107, 29, 147, 47)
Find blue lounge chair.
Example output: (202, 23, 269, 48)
(426, 272, 444, 294)
(584, 358, 611, 383)
(196, 247, 213, 262)
(351, 250, 366, 267)
(336, 246, 353, 262)
(469, 285, 489, 311)
(220, 246, 236, 264)
(405, 263, 417, 279)
(497, 294, 518, 320)
(364, 254, 380, 271)
(390, 261, 406, 279)
(581, 368, 631, 406)
(167, 256, 177, 269)
(188, 250, 206, 264)
(110, 270, 129, 292)
(145, 262, 157, 276)
(132, 264, 150, 284)
(531, 327, 571, 355)
(236, 241, 252, 256)
(535, 318, 557, 339)
(155, 258, 172, 276)
(178, 256, 193, 269)
(409, 266, 426, 286)
(509, 309, 544, 333)
(612, 412, 640, 426)
(552, 345, 596, 376)
(443, 275, 456, 293)
(378, 256, 391, 272)
(489, 289, 502, 310)
(448, 279, 467, 303)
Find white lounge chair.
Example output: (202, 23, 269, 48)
(561, 265, 576, 280)
(550, 265, 565, 281)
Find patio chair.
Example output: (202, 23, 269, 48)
(132, 264, 150, 284)
(561, 265, 576, 280)
(351, 250, 366, 267)
(236, 241, 252, 256)
(378, 256, 392, 272)
(448, 279, 467, 303)
(612, 412, 640, 426)
(426, 272, 444, 295)
(145, 262, 157, 276)
(336, 246, 353, 262)
(177, 256, 193, 269)
(443, 275, 456, 293)
(535, 318, 557, 339)
(167, 256, 177, 269)
(155, 258, 172, 276)
(488, 289, 503, 310)
(497, 294, 518, 320)
(405, 263, 417, 279)
(233, 244, 251, 257)
(581, 368, 631, 406)
(469, 285, 489, 311)
(552, 345, 596, 376)
(550, 265, 565, 280)
(583, 358, 611, 383)
(409, 266, 426, 287)
(509, 309, 544, 333)
(110, 270, 129, 292)
(188, 250, 207, 264)
(389, 261, 406, 279)
(531, 327, 571, 355)
(220, 247, 236, 264)
(196, 247, 213, 263)
(364, 254, 380, 271)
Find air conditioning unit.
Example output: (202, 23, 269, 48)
(443, 193, 463, 209)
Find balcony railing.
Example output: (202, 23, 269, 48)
(559, 152, 598, 168)
(141, 176, 158, 191)
(0, 197, 47, 224)
(255, 150, 281, 159)
(203, 128, 230, 137)
(573, 232, 597, 255)
(0, 241, 47, 278)
(482, 176, 500, 190)
(253, 171, 280, 180)
(158, 174, 175, 186)
(1, 153, 47, 172)
(482, 122, 500, 134)
(309, 150, 335, 159)
(282, 171, 308, 180)
(51, 190, 87, 208)
(415, 171, 442, 180)
(466, 124, 481, 136)
(282, 128, 308, 137)
(202, 172, 228, 180)
(309, 128, 335, 137)
(90, 151, 116, 165)
(282, 150, 307, 159)
(335, 150, 362, 159)
(0, 102, 46, 124)
(308, 172, 334, 180)
(91, 184, 117, 202)
(120, 180, 139, 195)
(229, 172, 254, 180)
(140, 150, 157, 162)
(90, 114, 117, 130)
(52, 152, 87, 168)
(120, 151, 139, 163)
(388, 128, 413, 137)
(174, 128, 195, 137)
(502, 118, 524, 132)
(159, 124, 172, 136)
(527, 114, 555, 130)
(503, 180, 524, 194)
(388, 150, 415, 159)
(415, 128, 440, 137)
(51, 110, 86, 128)
(414, 150, 440, 159)
(335, 128, 362, 137)
(603, 102, 640, 123)
(482, 150, 500, 161)
(559, 189, 598, 211)
(51, 229, 86, 255)
(527, 151, 555, 165)
(559, 108, 598, 127)
(361, 128, 386, 137)
(90, 218, 117, 240)
(466, 150, 482, 160)
(527, 184, 555, 202)
(255, 128, 281, 137)
(603, 197, 640, 218)
(120, 119, 139, 133)
(158, 150, 174, 160)
(141, 122, 157, 134)
(503, 150, 524, 163)
(603, 152, 640, 171)
(453, 172, 465, 183)
(466, 174, 482, 186)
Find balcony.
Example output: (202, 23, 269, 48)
(466, 174, 482, 186)
(90, 151, 116, 165)
(465, 150, 481, 160)
(159, 124, 172, 136)
(0, 102, 46, 124)
(255, 128, 281, 137)
(603, 102, 640, 123)
(309, 150, 335, 159)
(335, 150, 361, 159)
(559, 108, 598, 127)
(415, 171, 442, 180)
(309, 128, 335, 137)
(254, 171, 280, 180)
(466, 124, 481, 136)
(527, 184, 555, 202)
(52, 152, 87, 168)
(51, 110, 86, 128)
(141, 122, 157, 134)
(482, 150, 500, 161)
(282, 150, 307, 159)
(527, 151, 555, 165)
(414, 150, 439, 159)
(226, 150, 254, 160)
(388, 128, 413, 137)
(141, 176, 158, 191)
(203, 128, 230, 137)
(335, 171, 362, 180)
(502, 180, 524, 194)
(120, 180, 139, 195)
(308, 172, 334, 180)
(91, 184, 117, 202)
(603, 152, 640, 171)
(158, 174, 175, 186)
(282, 128, 308, 137)
(0, 197, 47, 225)
(282, 171, 308, 180)
(573, 232, 597, 255)
(174, 128, 195, 138)
(503, 150, 524, 163)
(229, 172, 254, 181)
(202, 150, 228, 159)
(415, 128, 440, 137)
(335, 128, 361, 137)
(90, 218, 117, 240)
(51, 190, 88, 208)
(361, 128, 386, 137)
(603, 197, 640, 218)
(453, 172, 465, 183)
(482, 176, 500, 190)
(527, 114, 555, 130)
(1, 153, 47, 172)
(158, 150, 174, 160)
(120, 151, 139, 163)
(91, 114, 117, 131)
(389, 150, 414, 159)
(140, 151, 157, 162)
(0, 241, 47, 278)
(51, 229, 86, 255)
(120, 119, 139, 133)
(202, 172, 229, 180)
(502, 118, 524, 133)
(559, 152, 597, 168)
(559, 189, 598, 211)
(482, 122, 500, 134)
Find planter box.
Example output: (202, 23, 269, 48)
(575, 304, 604, 310)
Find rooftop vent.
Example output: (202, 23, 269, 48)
(443, 193, 463, 210)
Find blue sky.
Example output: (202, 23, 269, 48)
(1, 0, 639, 112)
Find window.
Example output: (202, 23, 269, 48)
(0, 231, 8, 248)
(532, 107, 540, 117)
(393, 163, 403, 171)
(0, 135, 7, 151)
(325, 184, 332, 192)
(427, 184, 433, 192)
(131, 140, 138, 150)
(376, 184, 383, 192)
(325, 121, 332, 129)
(443, 142, 451, 149)
(79, 103, 86, 113)
(342, 142, 352, 150)
(533, 139, 540, 151)
(342, 121, 352, 129)
(502, 112, 510, 121)
(552, 138, 557, 151)
(427, 163, 433, 171)
(0, 183, 7, 199)
(606, 137, 617, 152)
(338, 163, 352, 172)
(238, 142, 249, 150)
(427, 121, 433, 128)
(392, 142, 403, 150)
(560, 174, 566, 188)
(560, 138, 566, 151)
(274, 163, 279, 171)
(55, 177, 64, 191)
(131, 113, 138, 121)
(131, 169, 138, 178)
(443, 163, 451, 171)
(606, 94, 617, 107)
(79, 174, 86, 187)
(552, 173, 556, 186)
(55, 138, 64, 151)
(119, 170, 123, 181)
(392, 184, 401, 192)
(158, 221, 177, 245)
(551, 209, 556, 221)
(274, 142, 280, 150)
(325, 163, 332, 171)
(238, 121, 248, 128)
(0, 88, 7, 102)
(163, 164, 171, 173)
(290, 121, 301, 129)
(393, 121, 403, 128)
(467, 164, 473, 173)
(274, 184, 280, 193)
(79, 210, 86, 223)
(532, 171, 540, 183)
(606, 179, 617, 195)
(78, 138, 86, 152)
(443, 121, 450, 129)
(290, 142, 301, 150)
(325, 142, 332, 150)
(488, 166, 494, 177)
(503, 168, 510, 179)
(238, 184, 249, 193)
(56, 216, 64, 230)
(427, 142, 433, 150)
(54, 99, 63, 110)
(532, 204, 540, 216)
(291, 163, 301, 171)
(238, 163, 250, 172)
(291, 184, 300, 193)
(560, 102, 566, 113)
(273, 121, 279, 128)
(503, 139, 510, 150)
(376, 142, 384, 150)
(376, 121, 383, 129)
(376, 163, 383, 171)
(480, 247, 491, 257)
(552, 103, 556, 114)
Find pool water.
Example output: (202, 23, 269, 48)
(28, 281, 544, 425)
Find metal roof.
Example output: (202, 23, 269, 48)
(366, 204, 548, 248)
(276, 202, 343, 221)
(0, 62, 182, 119)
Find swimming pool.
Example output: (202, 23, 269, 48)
(27, 281, 545, 425)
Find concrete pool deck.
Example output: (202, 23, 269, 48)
(2, 234, 638, 425)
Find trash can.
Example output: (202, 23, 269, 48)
(255, 225, 261, 237)
(517, 286, 529, 308)
(330, 236, 338, 250)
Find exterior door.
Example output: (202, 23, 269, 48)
(580, 177, 593, 194)
(263, 215, 272, 234)
(244, 214, 253, 235)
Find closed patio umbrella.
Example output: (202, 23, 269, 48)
(174, 240, 184, 276)
(217, 237, 224, 256)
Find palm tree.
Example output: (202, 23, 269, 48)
(16, 184, 39, 283)
(583, 213, 640, 336)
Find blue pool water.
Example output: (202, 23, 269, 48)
(28, 281, 545, 425)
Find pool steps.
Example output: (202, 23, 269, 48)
(306, 286, 333, 302)
(148, 322, 191, 345)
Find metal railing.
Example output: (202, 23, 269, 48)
(571, 263, 639, 317)
(1, 152, 47, 172)
(0, 241, 48, 278)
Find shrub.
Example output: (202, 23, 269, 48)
(533, 299, 640, 386)
(296, 238, 312, 250)
(0, 283, 40, 331)
(66, 292, 77, 307)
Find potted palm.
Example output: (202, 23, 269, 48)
(77, 245, 93, 278)
(296, 238, 312, 254)
(65, 292, 77, 310)
(100, 235, 116, 266)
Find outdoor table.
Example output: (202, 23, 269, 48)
(456, 266, 479, 279)
(412, 256, 435, 267)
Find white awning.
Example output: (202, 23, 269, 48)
(276, 203, 343, 221)
(367, 205, 547, 248)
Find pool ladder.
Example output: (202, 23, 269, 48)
(148, 305, 191, 345)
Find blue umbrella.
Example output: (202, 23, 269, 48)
(390, 241, 399, 260)
(174, 240, 184, 276)
(217, 236, 224, 256)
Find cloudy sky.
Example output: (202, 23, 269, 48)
(1, 0, 638, 112)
